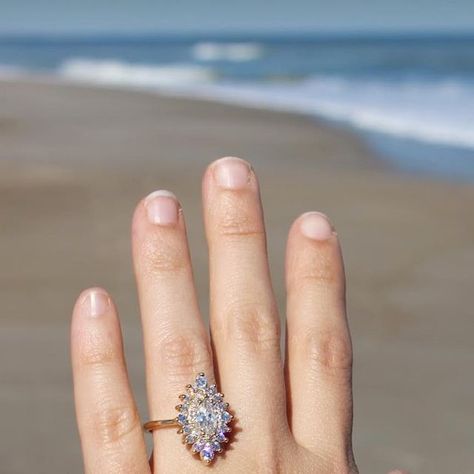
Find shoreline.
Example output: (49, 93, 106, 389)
(1, 78, 473, 473)
(0, 75, 386, 173)
(3, 73, 474, 184)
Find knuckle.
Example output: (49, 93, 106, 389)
(219, 222, 264, 238)
(141, 235, 187, 274)
(216, 196, 264, 239)
(158, 332, 211, 379)
(216, 302, 280, 352)
(301, 251, 340, 287)
(304, 330, 352, 374)
(78, 335, 116, 368)
(91, 404, 140, 446)
(288, 245, 344, 295)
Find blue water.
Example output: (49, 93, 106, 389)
(1, 33, 473, 181)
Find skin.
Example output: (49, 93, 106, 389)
(71, 157, 403, 473)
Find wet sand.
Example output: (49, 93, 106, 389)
(0, 79, 473, 473)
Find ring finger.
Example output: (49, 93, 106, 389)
(132, 190, 214, 471)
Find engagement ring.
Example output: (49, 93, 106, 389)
(144, 373, 233, 464)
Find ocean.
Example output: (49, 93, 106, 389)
(1, 33, 473, 181)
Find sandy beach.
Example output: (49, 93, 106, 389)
(0, 79, 473, 473)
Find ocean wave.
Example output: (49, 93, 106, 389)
(191, 42, 264, 62)
(58, 58, 216, 87)
(170, 76, 474, 150)
(55, 58, 474, 149)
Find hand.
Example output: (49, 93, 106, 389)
(71, 157, 358, 473)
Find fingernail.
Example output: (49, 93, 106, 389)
(81, 289, 110, 317)
(145, 190, 179, 225)
(213, 157, 251, 189)
(300, 212, 334, 241)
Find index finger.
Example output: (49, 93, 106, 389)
(71, 288, 150, 474)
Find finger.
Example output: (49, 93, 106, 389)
(71, 288, 149, 474)
(202, 157, 288, 440)
(132, 191, 214, 469)
(286, 212, 354, 461)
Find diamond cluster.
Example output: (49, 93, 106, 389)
(176, 373, 233, 464)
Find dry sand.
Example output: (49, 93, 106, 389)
(0, 79, 473, 473)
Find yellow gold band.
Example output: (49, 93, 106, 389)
(143, 418, 179, 432)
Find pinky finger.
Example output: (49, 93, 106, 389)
(71, 288, 150, 474)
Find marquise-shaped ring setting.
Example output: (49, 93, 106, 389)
(175, 373, 233, 464)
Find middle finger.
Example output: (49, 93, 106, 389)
(202, 157, 288, 441)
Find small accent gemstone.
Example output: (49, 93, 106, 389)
(185, 433, 197, 444)
(200, 444, 215, 463)
(192, 440, 205, 453)
(222, 411, 232, 423)
(195, 374, 208, 388)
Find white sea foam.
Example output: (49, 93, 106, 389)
(191, 42, 264, 62)
(176, 77, 474, 150)
(58, 58, 215, 87)
(56, 58, 474, 150)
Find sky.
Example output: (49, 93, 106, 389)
(0, 0, 473, 35)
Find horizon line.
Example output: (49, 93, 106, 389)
(1, 28, 474, 42)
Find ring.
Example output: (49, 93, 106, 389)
(143, 373, 233, 464)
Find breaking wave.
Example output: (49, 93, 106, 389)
(56, 58, 474, 149)
(191, 42, 264, 62)
(58, 58, 216, 87)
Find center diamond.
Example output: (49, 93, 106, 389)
(192, 400, 220, 435)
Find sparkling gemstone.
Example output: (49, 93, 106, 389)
(222, 411, 232, 423)
(216, 431, 227, 443)
(192, 400, 220, 436)
(185, 433, 197, 444)
(195, 374, 208, 388)
(212, 441, 221, 452)
(192, 440, 205, 453)
(200, 444, 215, 463)
(195, 391, 206, 402)
(177, 413, 187, 425)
